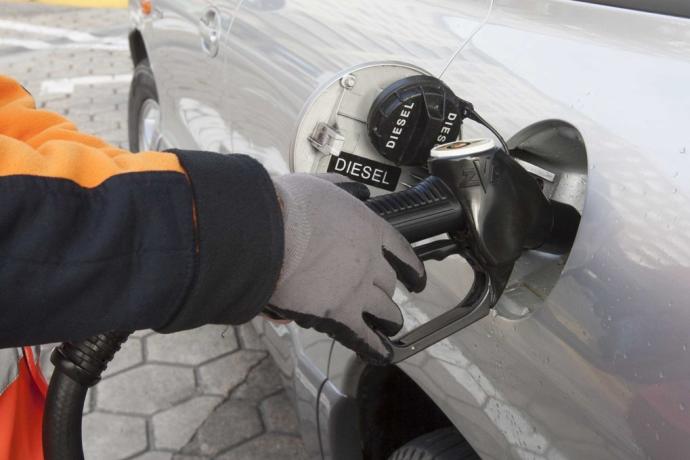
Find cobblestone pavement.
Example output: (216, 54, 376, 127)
(0, 4, 308, 459)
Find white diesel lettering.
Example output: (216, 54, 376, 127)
(437, 112, 458, 143)
(372, 169, 382, 182)
(327, 153, 400, 191)
(386, 102, 415, 150)
(334, 158, 391, 185)
(334, 157, 348, 172)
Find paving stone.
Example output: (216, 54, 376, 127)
(82, 412, 147, 460)
(147, 325, 239, 366)
(197, 350, 266, 396)
(182, 400, 263, 456)
(97, 364, 195, 415)
(92, 109, 126, 125)
(216, 434, 309, 460)
(231, 358, 283, 402)
(260, 393, 300, 434)
(152, 396, 223, 450)
(103, 336, 143, 376)
(236, 324, 264, 351)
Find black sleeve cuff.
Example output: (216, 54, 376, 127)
(158, 151, 284, 332)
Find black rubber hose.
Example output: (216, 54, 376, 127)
(43, 331, 132, 460)
(43, 371, 88, 460)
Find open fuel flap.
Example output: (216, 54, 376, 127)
(292, 63, 584, 363)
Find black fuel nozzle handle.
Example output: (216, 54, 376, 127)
(365, 176, 463, 243)
(364, 138, 572, 364)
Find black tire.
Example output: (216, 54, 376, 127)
(128, 58, 158, 152)
(388, 427, 480, 460)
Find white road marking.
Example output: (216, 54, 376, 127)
(0, 18, 97, 42)
(41, 74, 132, 95)
(0, 37, 127, 51)
(0, 37, 52, 50)
(0, 19, 127, 51)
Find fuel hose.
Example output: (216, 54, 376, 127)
(43, 331, 132, 460)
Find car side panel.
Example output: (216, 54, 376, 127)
(220, 1, 492, 457)
(329, 2, 690, 459)
(132, 0, 237, 151)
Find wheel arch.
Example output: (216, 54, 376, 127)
(354, 364, 477, 459)
(128, 29, 148, 67)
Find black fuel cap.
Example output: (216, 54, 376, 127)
(367, 75, 464, 166)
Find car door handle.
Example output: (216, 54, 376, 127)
(199, 7, 221, 57)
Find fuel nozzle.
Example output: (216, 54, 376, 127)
(365, 138, 577, 363)
(429, 139, 554, 264)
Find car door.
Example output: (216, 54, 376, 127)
(140, 0, 231, 151)
(217, 0, 492, 456)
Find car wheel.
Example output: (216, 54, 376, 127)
(388, 428, 479, 460)
(128, 58, 161, 152)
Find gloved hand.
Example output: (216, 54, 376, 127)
(266, 173, 426, 365)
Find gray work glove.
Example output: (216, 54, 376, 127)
(266, 173, 426, 365)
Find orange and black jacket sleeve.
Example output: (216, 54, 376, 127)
(0, 76, 283, 347)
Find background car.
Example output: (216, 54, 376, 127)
(127, 1, 690, 458)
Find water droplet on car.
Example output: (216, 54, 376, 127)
(679, 403, 686, 412)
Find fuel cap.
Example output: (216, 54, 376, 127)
(367, 75, 464, 166)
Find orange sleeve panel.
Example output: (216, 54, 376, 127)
(0, 75, 184, 188)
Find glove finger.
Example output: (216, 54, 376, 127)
(362, 286, 404, 337)
(314, 173, 371, 200)
(299, 302, 392, 366)
(336, 181, 371, 200)
(372, 259, 397, 297)
(381, 229, 426, 293)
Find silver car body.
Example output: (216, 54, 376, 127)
(129, 1, 690, 458)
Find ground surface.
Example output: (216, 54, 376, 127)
(0, 4, 308, 459)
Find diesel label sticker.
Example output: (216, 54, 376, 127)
(327, 152, 401, 191)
